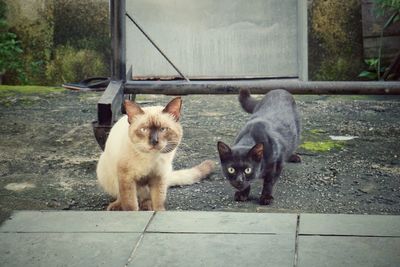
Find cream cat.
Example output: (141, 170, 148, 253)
(97, 97, 214, 211)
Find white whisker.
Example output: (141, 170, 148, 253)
(161, 141, 179, 153)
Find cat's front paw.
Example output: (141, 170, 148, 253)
(259, 195, 274, 205)
(107, 200, 139, 211)
(234, 191, 249, 202)
(107, 200, 123, 211)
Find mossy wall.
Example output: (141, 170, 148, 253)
(308, 0, 365, 81)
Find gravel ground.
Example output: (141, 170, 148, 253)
(0, 89, 399, 223)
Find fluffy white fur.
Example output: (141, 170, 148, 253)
(97, 103, 214, 210)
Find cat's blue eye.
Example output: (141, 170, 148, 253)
(227, 167, 235, 174)
(140, 127, 147, 132)
(244, 168, 252, 174)
(160, 127, 168, 132)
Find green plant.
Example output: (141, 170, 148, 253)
(0, 0, 24, 83)
(360, 0, 400, 80)
(2, 0, 54, 85)
(376, 0, 400, 79)
(46, 45, 107, 85)
(53, 0, 110, 66)
(0, 22, 23, 72)
(374, 0, 400, 15)
(359, 58, 387, 80)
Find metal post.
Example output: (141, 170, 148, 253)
(93, 0, 126, 150)
(110, 0, 126, 81)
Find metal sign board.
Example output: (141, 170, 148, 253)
(126, 0, 307, 80)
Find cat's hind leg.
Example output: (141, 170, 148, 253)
(139, 200, 153, 211)
(138, 186, 153, 211)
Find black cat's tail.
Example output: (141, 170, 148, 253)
(238, 89, 259, 114)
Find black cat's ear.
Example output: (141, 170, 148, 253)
(124, 100, 144, 124)
(163, 97, 182, 121)
(248, 143, 264, 162)
(217, 141, 232, 161)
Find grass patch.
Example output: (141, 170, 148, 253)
(0, 85, 64, 107)
(301, 128, 345, 153)
(300, 140, 344, 152)
(0, 85, 63, 96)
(309, 129, 326, 134)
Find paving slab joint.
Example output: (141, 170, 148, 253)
(293, 214, 300, 267)
(125, 212, 156, 266)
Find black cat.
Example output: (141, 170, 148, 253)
(217, 89, 301, 205)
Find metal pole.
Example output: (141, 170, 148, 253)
(110, 0, 126, 81)
(94, 0, 126, 151)
(124, 80, 400, 95)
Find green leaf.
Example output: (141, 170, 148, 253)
(365, 58, 379, 67)
(358, 71, 378, 80)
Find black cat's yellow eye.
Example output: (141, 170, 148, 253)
(244, 168, 252, 174)
(227, 167, 235, 174)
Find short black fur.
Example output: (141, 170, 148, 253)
(217, 89, 301, 205)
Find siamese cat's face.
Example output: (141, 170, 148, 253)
(217, 141, 263, 191)
(125, 97, 183, 153)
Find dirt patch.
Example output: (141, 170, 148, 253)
(1, 90, 400, 223)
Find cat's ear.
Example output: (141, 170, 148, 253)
(248, 143, 264, 162)
(163, 97, 182, 121)
(217, 141, 232, 161)
(124, 100, 144, 124)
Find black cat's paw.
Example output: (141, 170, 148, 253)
(234, 191, 249, 202)
(288, 154, 301, 163)
(259, 195, 274, 205)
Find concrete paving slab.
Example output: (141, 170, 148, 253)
(0, 232, 141, 267)
(129, 233, 295, 267)
(299, 213, 400, 236)
(147, 211, 297, 234)
(0, 211, 153, 233)
(297, 236, 400, 267)
(1, 211, 399, 267)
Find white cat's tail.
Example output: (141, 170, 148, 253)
(239, 89, 260, 114)
(167, 160, 215, 187)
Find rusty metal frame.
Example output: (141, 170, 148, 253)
(93, 0, 126, 150)
(125, 79, 400, 95)
(93, 0, 400, 149)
